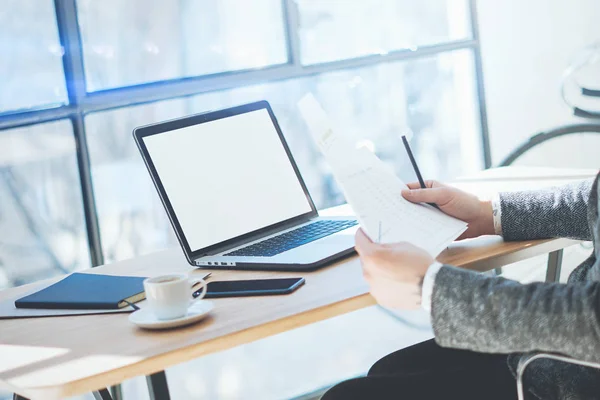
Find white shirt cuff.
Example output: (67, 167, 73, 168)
(492, 193, 503, 236)
(421, 261, 443, 313)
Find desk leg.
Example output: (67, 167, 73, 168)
(545, 249, 564, 283)
(93, 389, 114, 400)
(146, 371, 171, 400)
(110, 384, 123, 400)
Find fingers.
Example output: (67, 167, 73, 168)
(356, 229, 413, 255)
(401, 187, 452, 206)
(354, 228, 376, 256)
(406, 182, 422, 190)
(406, 180, 441, 190)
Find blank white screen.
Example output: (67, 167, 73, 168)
(143, 108, 313, 252)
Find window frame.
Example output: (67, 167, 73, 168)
(0, 0, 491, 268)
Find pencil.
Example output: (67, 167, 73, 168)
(401, 135, 440, 210)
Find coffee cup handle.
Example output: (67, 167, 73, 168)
(189, 278, 207, 303)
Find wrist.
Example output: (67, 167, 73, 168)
(421, 262, 443, 312)
(476, 199, 495, 236)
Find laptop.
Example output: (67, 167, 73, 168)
(133, 100, 358, 271)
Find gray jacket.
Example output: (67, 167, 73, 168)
(432, 173, 600, 399)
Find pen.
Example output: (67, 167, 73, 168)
(401, 135, 440, 210)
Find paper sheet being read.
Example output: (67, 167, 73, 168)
(297, 93, 467, 257)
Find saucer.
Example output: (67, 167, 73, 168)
(129, 301, 214, 330)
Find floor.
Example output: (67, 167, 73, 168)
(1, 243, 591, 400)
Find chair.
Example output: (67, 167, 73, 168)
(496, 124, 600, 398)
(517, 353, 600, 400)
(504, 82, 600, 399)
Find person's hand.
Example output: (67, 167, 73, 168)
(401, 180, 495, 240)
(355, 229, 433, 310)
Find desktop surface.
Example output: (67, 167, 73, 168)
(0, 168, 594, 399)
(0, 224, 577, 399)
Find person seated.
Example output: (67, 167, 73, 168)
(323, 173, 600, 400)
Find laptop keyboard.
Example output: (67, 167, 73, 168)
(224, 220, 358, 258)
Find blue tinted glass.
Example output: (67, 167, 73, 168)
(77, 0, 288, 91)
(0, 120, 90, 289)
(297, 0, 472, 64)
(0, 0, 68, 113)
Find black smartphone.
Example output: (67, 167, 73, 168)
(194, 277, 305, 298)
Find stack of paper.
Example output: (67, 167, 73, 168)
(297, 93, 467, 257)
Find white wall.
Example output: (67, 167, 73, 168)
(476, 0, 600, 165)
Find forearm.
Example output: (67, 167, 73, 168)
(431, 266, 600, 362)
(499, 179, 593, 241)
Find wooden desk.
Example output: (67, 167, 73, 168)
(0, 239, 578, 399)
(0, 168, 593, 400)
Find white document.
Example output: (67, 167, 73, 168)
(298, 93, 467, 257)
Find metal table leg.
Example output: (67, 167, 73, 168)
(146, 371, 171, 400)
(93, 389, 114, 400)
(545, 249, 564, 282)
(110, 384, 123, 400)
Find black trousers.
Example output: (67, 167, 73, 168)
(322, 339, 518, 400)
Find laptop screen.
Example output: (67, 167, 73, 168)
(142, 107, 314, 253)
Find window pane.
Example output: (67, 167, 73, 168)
(86, 101, 187, 263)
(0, 121, 90, 289)
(87, 49, 481, 263)
(77, 0, 288, 91)
(297, 0, 472, 64)
(0, 0, 68, 113)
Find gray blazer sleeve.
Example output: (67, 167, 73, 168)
(499, 179, 593, 241)
(431, 266, 600, 362)
(431, 178, 599, 359)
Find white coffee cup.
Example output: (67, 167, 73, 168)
(143, 274, 207, 320)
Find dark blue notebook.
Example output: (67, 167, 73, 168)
(15, 273, 146, 310)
